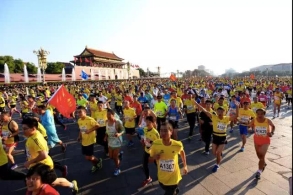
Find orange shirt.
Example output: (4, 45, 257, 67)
(131, 101, 142, 116)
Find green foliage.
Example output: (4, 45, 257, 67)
(46, 62, 64, 74)
(137, 68, 147, 77)
(0, 56, 14, 73)
(26, 62, 37, 74)
(0, 55, 37, 74)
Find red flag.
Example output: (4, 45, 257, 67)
(79, 57, 82, 62)
(170, 74, 177, 81)
(90, 60, 93, 66)
(250, 74, 255, 80)
(48, 85, 76, 118)
(85, 58, 90, 63)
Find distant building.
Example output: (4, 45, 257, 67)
(250, 63, 292, 72)
(225, 68, 237, 74)
(198, 65, 205, 70)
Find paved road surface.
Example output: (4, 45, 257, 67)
(1, 104, 292, 195)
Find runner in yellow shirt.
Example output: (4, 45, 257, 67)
(96, 101, 109, 156)
(273, 88, 283, 118)
(140, 115, 160, 187)
(196, 101, 237, 172)
(22, 117, 78, 194)
(77, 106, 102, 173)
(123, 100, 137, 147)
(0, 135, 26, 180)
(150, 122, 188, 194)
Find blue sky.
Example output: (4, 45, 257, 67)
(0, 0, 292, 75)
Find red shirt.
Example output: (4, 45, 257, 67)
(131, 101, 143, 116)
(26, 184, 59, 195)
(124, 95, 133, 104)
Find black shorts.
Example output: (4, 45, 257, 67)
(125, 127, 135, 135)
(212, 135, 227, 145)
(10, 105, 16, 108)
(42, 168, 57, 184)
(96, 126, 106, 145)
(0, 107, 5, 112)
(81, 144, 94, 156)
(168, 120, 178, 129)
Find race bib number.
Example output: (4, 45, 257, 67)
(159, 159, 175, 172)
(187, 105, 193, 111)
(25, 147, 31, 158)
(156, 111, 163, 117)
(259, 98, 265, 102)
(169, 116, 176, 121)
(217, 122, 226, 131)
(255, 126, 267, 136)
(274, 96, 280, 100)
(97, 119, 105, 126)
(80, 126, 87, 134)
(288, 95, 292, 98)
(240, 116, 250, 123)
(252, 108, 257, 113)
(2, 131, 10, 138)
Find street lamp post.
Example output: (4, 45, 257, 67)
(33, 48, 50, 83)
(126, 62, 130, 79)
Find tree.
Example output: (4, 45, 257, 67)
(0, 56, 14, 73)
(14, 59, 24, 73)
(26, 62, 37, 74)
(137, 68, 147, 77)
(46, 62, 64, 74)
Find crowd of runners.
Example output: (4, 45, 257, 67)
(0, 76, 292, 195)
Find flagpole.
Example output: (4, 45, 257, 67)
(47, 85, 63, 103)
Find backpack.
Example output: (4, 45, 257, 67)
(8, 120, 20, 143)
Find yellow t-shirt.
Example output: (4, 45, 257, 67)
(169, 97, 183, 108)
(89, 101, 98, 119)
(150, 139, 183, 185)
(154, 102, 168, 118)
(273, 92, 283, 105)
(0, 138, 8, 166)
(254, 118, 269, 137)
(213, 103, 229, 114)
(287, 89, 292, 98)
(0, 97, 5, 108)
(238, 108, 255, 125)
(212, 115, 230, 137)
(77, 116, 97, 146)
(47, 105, 54, 116)
(25, 131, 54, 169)
(115, 94, 123, 106)
(9, 95, 17, 105)
(38, 122, 47, 138)
(143, 127, 160, 153)
(123, 108, 136, 128)
(22, 101, 29, 113)
(77, 98, 88, 107)
(96, 109, 107, 127)
(1, 122, 15, 145)
(250, 102, 265, 113)
(184, 99, 196, 114)
(30, 89, 36, 98)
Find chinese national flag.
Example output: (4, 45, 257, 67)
(250, 74, 255, 80)
(170, 74, 177, 81)
(48, 85, 76, 118)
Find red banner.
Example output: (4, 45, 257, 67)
(48, 85, 76, 118)
(170, 74, 177, 81)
